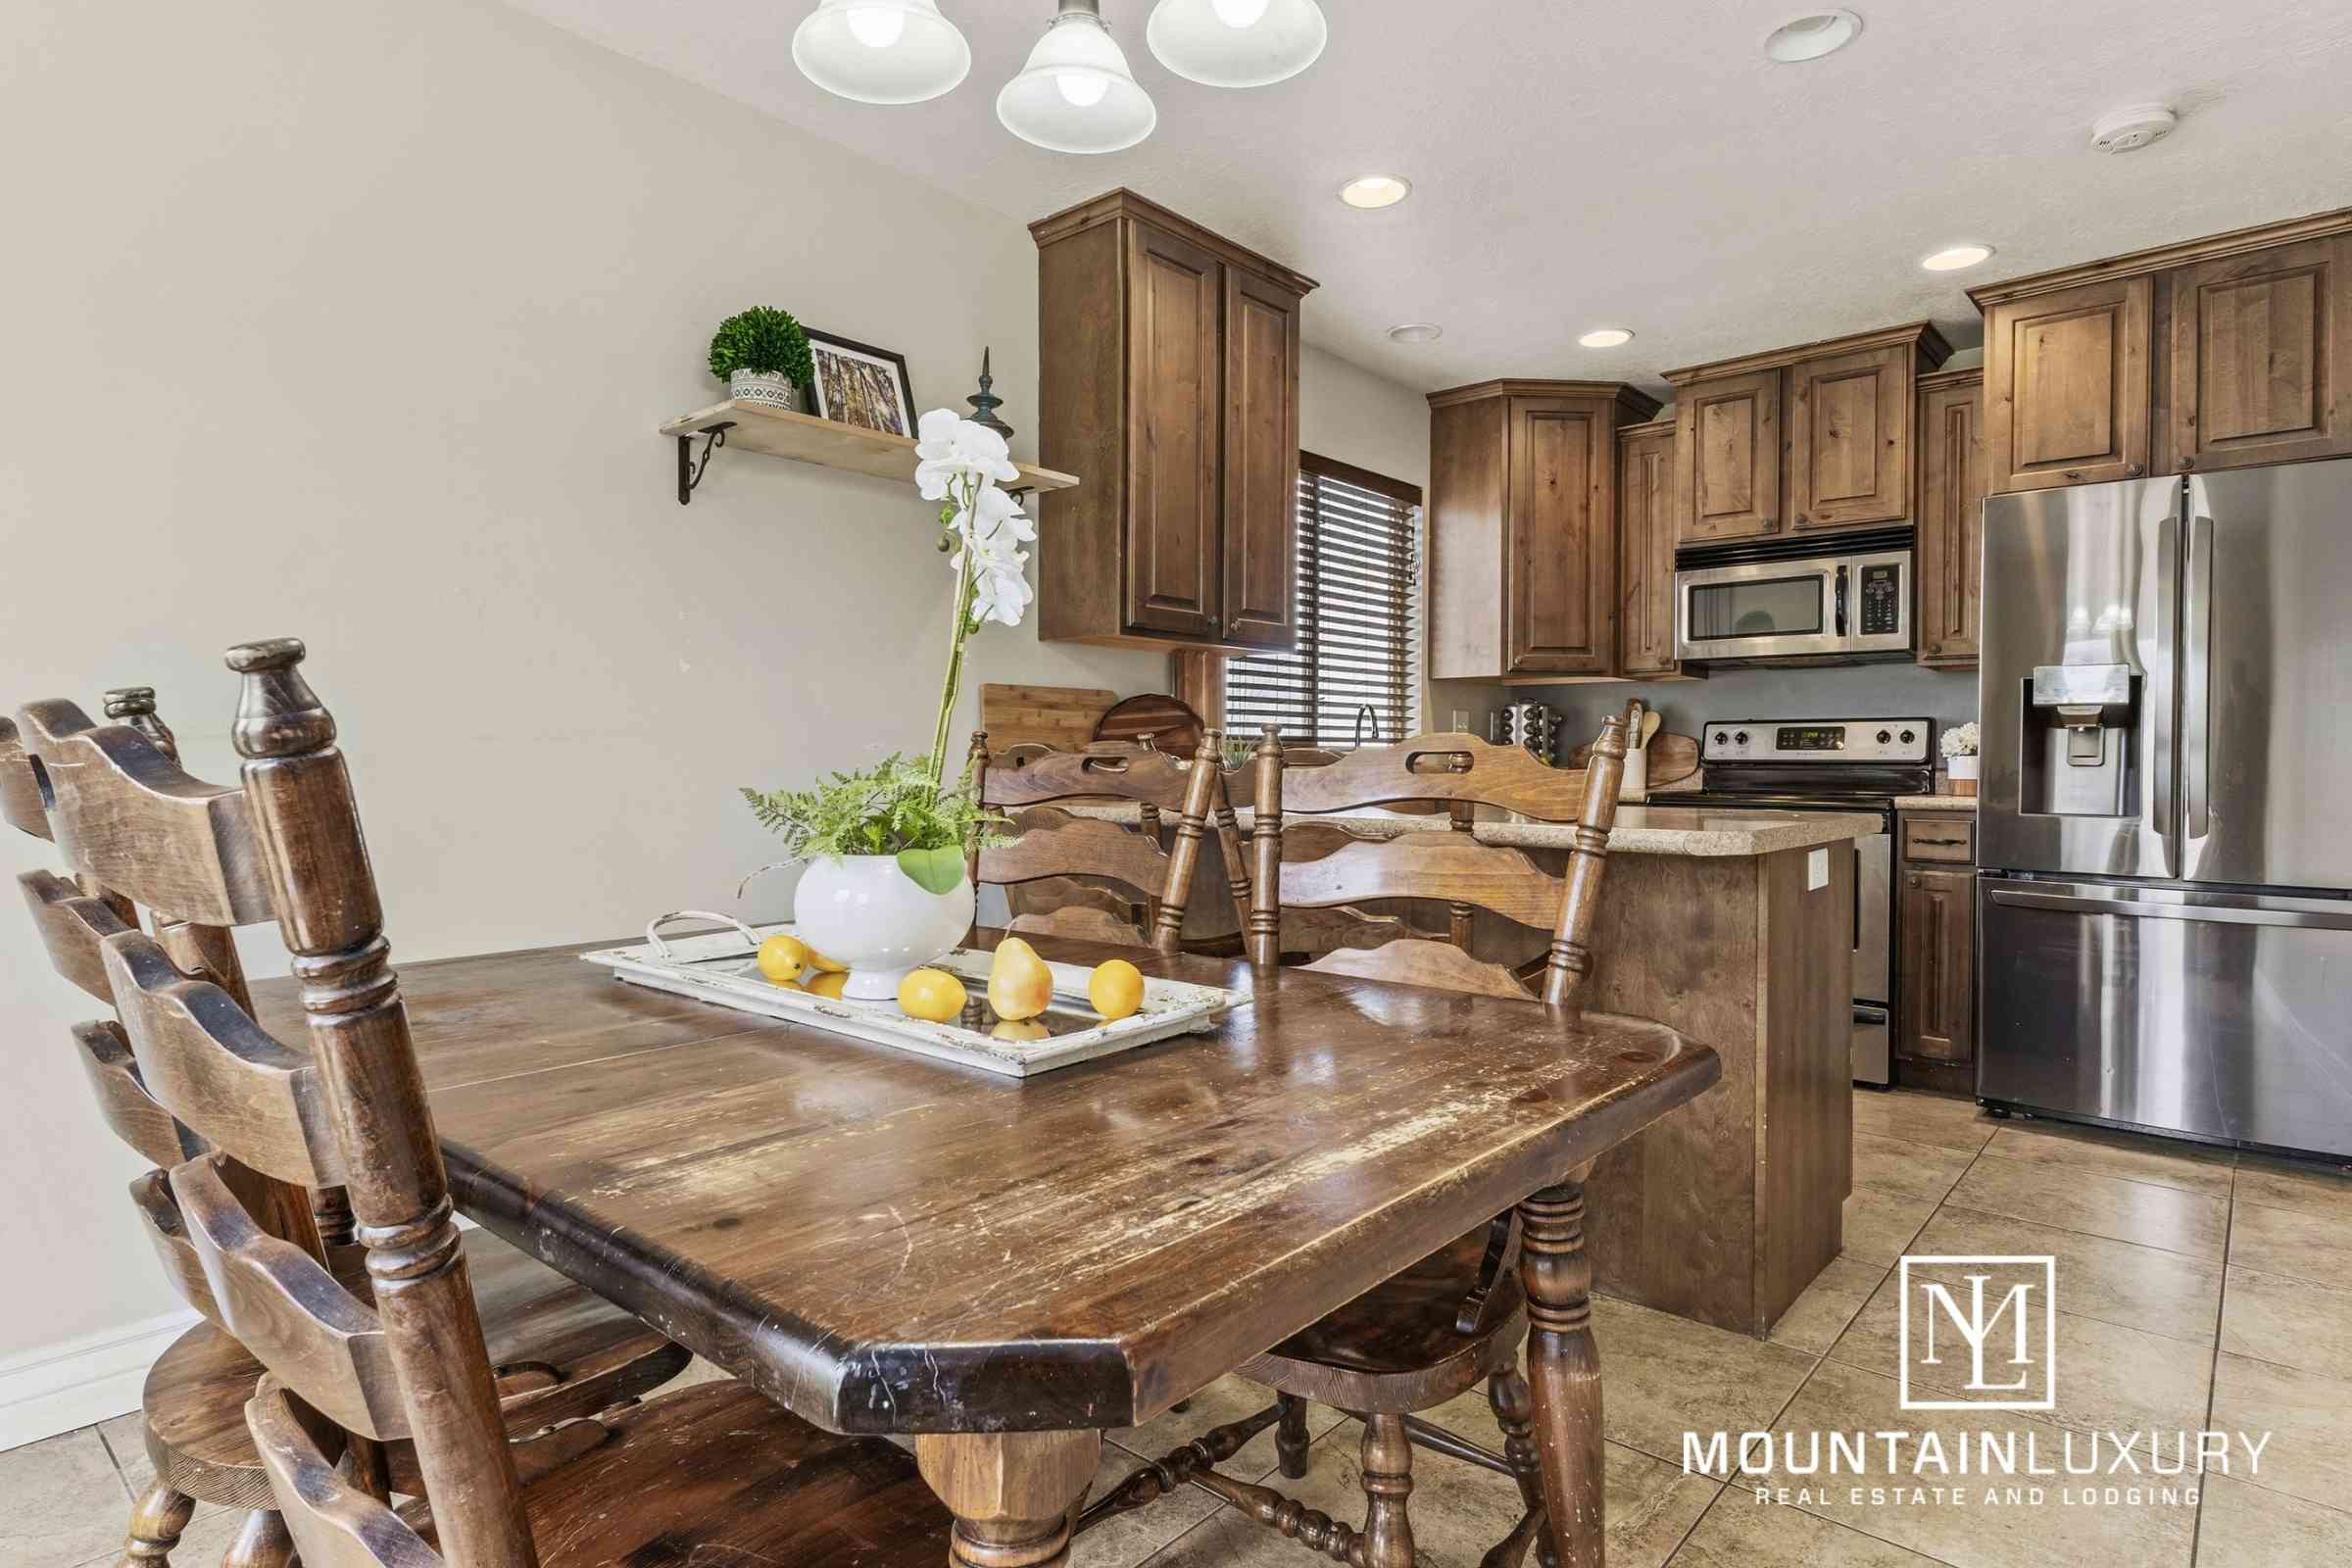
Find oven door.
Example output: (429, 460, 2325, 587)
(1675, 550, 1912, 662)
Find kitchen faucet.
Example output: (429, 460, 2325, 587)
(1352, 705, 1381, 749)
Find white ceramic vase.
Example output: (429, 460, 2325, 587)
(729, 370, 804, 411)
(1945, 754, 1980, 797)
(792, 855, 974, 1001)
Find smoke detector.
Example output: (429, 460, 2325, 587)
(2090, 104, 2178, 155)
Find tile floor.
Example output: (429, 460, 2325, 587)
(7, 1089, 2348, 1568)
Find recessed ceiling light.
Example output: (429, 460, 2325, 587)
(1578, 327, 1635, 349)
(1920, 243, 1994, 272)
(1762, 10, 1862, 63)
(1388, 323, 1442, 344)
(1340, 175, 1411, 210)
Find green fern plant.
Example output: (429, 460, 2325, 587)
(741, 754, 1003, 894)
(708, 306, 814, 385)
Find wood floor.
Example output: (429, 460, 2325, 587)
(9, 1088, 2349, 1568)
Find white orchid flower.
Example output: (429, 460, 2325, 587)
(915, 409, 1021, 499)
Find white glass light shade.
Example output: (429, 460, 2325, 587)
(997, 11, 1156, 154)
(1147, 0, 1327, 88)
(793, 0, 971, 105)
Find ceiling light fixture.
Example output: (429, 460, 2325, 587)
(1578, 327, 1635, 349)
(1339, 175, 1411, 210)
(1920, 243, 1994, 272)
(792, 0, 971, 105)
(1762, 10, 1863, 64)
(1388, 323, 1443, 344)
(1147, 0, 1328, 88)
(998, 0, 1157, 154)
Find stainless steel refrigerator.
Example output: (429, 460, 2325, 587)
(1978, 457, 2352, 1161)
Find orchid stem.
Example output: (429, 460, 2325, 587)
(929, 476, 981, 792)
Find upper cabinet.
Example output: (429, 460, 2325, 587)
(1427, 380, 1659, 681)
(1915, 368, 1984, 669)
(1616, 418, 1681, 678)
(1031, 189, 1314, 652)
(1665, 322, 1950, 545)
(1972, 208, 2352, 494)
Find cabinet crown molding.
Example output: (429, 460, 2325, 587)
(1965, 204, 2352, 308)
(1662, 320, 1952, 387)
(1425, 379, 1662, 419)
(1915, 366, 1984, 393)
(1618, 416, 1678, 439)
(1028, 187, 1319, 298)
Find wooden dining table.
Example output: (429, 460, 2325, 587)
(257, 928, 1718, 1568)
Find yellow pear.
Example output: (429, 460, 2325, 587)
(807, 970, 850, 1001)
(987, 937, 1054, 1022)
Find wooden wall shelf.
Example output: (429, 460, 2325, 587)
(660, 399, 1082, 506)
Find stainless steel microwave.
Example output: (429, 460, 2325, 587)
(1674, 531, 1913, 663)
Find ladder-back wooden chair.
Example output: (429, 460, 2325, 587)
(969, 732, 1241, 951)
(42, 640, 954, 1568)
(4, 677, 698, 1564)
(1086, 705, 1671, 1568)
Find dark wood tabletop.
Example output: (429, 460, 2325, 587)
(257, 931, 1718, 1438)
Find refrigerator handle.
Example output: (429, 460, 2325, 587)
(2151, 510, 2178, 843)
(2183, 509, 2214, 844)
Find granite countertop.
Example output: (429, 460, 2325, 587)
(1067, 802, 1879, 858)
(1894, 795, 1978, 811)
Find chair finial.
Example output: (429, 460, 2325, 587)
(226, 638, 335, 759)
(104, 686, 179, 760)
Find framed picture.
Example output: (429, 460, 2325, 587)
(806, 330, 917, 437)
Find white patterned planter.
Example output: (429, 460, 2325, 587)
(728, 370, 805, 411)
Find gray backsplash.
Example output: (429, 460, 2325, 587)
(1515, 662, 1980, 756)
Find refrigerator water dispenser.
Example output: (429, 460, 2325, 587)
(2022, 662, 2136, 816)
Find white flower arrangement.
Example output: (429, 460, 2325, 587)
(914, 409, 1036, 782)
(1940, 721, 1981, 760)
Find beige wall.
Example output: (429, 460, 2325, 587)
(0, 0, 1430, 1420)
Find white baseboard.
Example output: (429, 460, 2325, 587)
(0, 1308, 200, 1453)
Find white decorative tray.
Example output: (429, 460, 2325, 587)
(581, 921, 1246, 1079)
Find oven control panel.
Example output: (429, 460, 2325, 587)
(1702, 719, 1934, 763)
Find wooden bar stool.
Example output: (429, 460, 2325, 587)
(4, 685, 688, 1566)
(1085, 704, 1680, 1568)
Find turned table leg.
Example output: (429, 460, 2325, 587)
(119, 1482, 195, 1568)
(1518, 1168, 1602, 1568)
(220, 1510, 296, 1568)
(916, 1430, 1102, 1568)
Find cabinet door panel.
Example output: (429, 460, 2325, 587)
(1125, 223, 1224, 639)
(1506, 399, 1614, 675)
(1984, 276, 2152, 492)
(1221, 269, 1301, 648)
(1617, 428, 1678, 675)
(1916, 375, 1984, 667)
(1899, 869, 1975, 1065)
(2163, 234, 2352, 473)
(1788, 345, 1911, 530)
(1676, 370, 1782, 541)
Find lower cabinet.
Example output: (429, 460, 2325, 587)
(1896, 810, 1977, 1093)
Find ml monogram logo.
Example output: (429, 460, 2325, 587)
(1896, 1255, 2057, 1411)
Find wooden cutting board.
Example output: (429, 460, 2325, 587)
(979, 684, 1116, 753)
(1093, 694, 1205, 754)
(1571, 732, 1700, 787)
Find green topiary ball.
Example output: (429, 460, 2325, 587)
(708, 306, 814, 385)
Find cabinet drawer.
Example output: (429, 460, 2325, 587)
(1901, 814, 1976, 864)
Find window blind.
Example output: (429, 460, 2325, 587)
(1226, 452, 1422, 750)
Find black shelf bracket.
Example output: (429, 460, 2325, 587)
(675, 422, 735, 506)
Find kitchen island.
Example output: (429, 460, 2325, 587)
(1064, 803, 1868, 1338)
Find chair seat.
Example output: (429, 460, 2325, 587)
(402, 1382, 953, 1568)
(1242, 1224, 1525, 1414)
(143, 1224, 686, 1508)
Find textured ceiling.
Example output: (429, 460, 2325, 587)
(504, 0, 2352, 396)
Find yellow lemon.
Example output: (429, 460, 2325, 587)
(991, 1017, 1051, 1043)
(756, 935, 811, 985)
(987, 937, 1054, 1022)
(807, 970, 850, 1001)
(805, 948, 848, 975)
(897, 967, 967, 1023)
(1088, 959, 1145, 1022)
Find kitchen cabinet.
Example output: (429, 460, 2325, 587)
(2161, 232, 2352, 474)
(1915, 368, 1984, 668)
(1666, 322, 1949, 545)
(1616, 417, 1682, 677)
(1427, 379, 1659, 680)
(1896, 808, 1977, 1094)
(1973, 208, 2352, 493)
(1030, 188, 1314, 652)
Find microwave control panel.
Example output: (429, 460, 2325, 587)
(1857, 562, 1903, 635)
